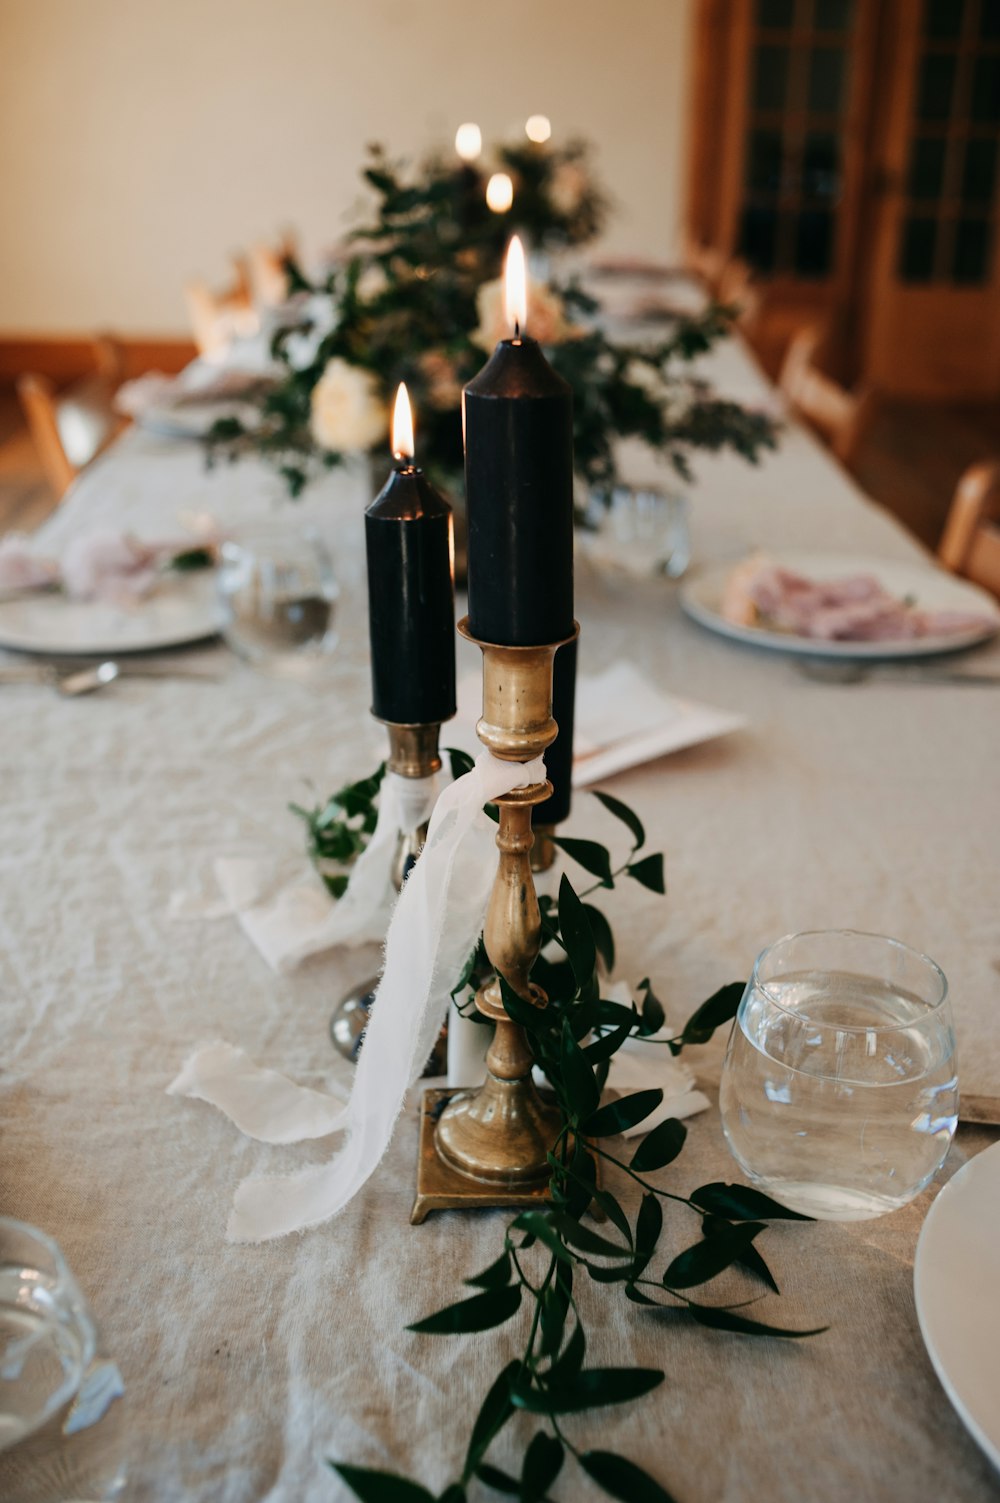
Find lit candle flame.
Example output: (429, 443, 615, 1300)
(455, 122, 482, 161)
(486, 172, 514, 213)
(504, 236, 527, 337)
(392, 382, 414, 462)
(525, 114, 551, 143)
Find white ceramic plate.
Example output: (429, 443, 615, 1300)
(680, 552, 1000, 659)
(914, 1141, 1000, 1471)
(0, 570, 222, 656)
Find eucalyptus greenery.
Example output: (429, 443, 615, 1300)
(328, 791, 825, 1503)
(205, 138, 778, 500)
(290, 764, 385, 899)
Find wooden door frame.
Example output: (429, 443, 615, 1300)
(861, 0, 1000, 398)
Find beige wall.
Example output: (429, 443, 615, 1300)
(0, 0, 691, 335)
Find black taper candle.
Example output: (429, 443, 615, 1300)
(463, 334, 574, 647)
(538, 638, 577, 824)
(365, 464, 456, 725)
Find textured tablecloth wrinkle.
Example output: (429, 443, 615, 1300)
(1, 328, 998, 1501)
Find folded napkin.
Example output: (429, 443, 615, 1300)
(453, 661, 745, 790)
(0, 529, 201, 605)
(208, 769, 438, 973)
(113, 372, 177, 419)
(607, 1039, 711, 1137)
(169, 750, 547, 1241)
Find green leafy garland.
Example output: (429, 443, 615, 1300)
(325, 792, 824, 1503)
(290, 764, 386, 899)
(205, 139, 778, 499)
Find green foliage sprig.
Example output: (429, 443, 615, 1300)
(290, 764, 385, 898)
(205, 138, 778, 499)
(329, 792, 825, 1503)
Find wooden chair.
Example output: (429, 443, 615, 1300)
(248, 229, 299, 308)
(716, 256, 763, 334)
(184, 255, 258, 359)
(680, 233, 726, 295)
(937, 461, 1000, 599)
(17, 335, 127, 499)
(778, 324, 876, 468)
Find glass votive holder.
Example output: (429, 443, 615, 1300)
(581, 485, 691, 580)
(217, 522, 339, 676)
(0, 1218, 126, 1500)
(719, 930, 958, 1220)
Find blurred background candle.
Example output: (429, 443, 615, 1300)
(524, 114, 552, 143)
(454, 122, 482, 162)
(485, 172, 514, 214)
(365, 383, 456, 724)
(463, 236, 574, 647)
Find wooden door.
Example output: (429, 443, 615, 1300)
(687, 0, 881, 370)
(862, 0, 1000, 397)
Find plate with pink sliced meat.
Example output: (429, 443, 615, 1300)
(681, 551, 1000, 659)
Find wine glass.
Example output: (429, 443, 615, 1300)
(719, 930, 958, 1220)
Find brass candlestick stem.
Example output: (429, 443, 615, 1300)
(412, 617, 578, 1222)
(330, 719, 442, 1063)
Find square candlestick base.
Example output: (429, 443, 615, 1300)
(410, 1088, 553, 1225)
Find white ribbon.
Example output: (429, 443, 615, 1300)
(168, 751, 546, 1242)
(212, 769, 438, 973)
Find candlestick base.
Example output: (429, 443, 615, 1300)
(412, 1089, 555, 1223)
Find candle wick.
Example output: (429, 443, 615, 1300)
(513, 319, 520, 340)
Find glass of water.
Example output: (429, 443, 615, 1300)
(719, 930, 958, 1220)
(0, 1219, 126, 1498)
(217, 522, 339, 675)
(582, 485, 691, 579)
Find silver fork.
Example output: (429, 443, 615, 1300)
(0, 659, 223, 694)
(797, 659, 1000, 686)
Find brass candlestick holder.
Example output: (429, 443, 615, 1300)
(331, 719, 443, 1064)
(411, 617, 578, 1223)
(530, 823, 557, 873)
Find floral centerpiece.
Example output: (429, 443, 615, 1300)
(206, 136, 778, 501)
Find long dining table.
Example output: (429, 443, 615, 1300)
(2, 318, 999, 1503)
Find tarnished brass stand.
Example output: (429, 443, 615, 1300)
(411, 617, 578, 1223)
(331, 721, 443, 1064)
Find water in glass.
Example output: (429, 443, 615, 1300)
(217, 523, 338, 673)
(0, 1220, 126, 1500)
(720, 932, 957, 1220)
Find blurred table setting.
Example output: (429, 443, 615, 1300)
(1, 202, 998, 1503)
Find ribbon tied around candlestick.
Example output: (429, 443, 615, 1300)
(210, 768, 438, 974)
(168, 750, 547, 1242)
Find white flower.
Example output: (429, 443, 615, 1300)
(472, 277, 580, 351)
(356, 265, 388, 303)
(549, 161, 588, 218)
(309, 358, 386, 453)
(283, 294, 338, 372)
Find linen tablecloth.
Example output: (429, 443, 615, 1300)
(2, 329, 999, 1501)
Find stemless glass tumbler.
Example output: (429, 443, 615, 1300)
(720, 930, 958, 1220)
(217, 522, 339, 673)
(0, 1219, 126, 1500)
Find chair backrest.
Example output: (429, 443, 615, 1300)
(248, 229, 299, 308)
(17, 338, 125, 500)
(17, 374, 78, 498)
(937, 461, 1000, 599)
(778, 323, 875, 467)
(716, 257, 762, 333)
(184, 255, 258, 358)
(680, 233, 726, 295)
